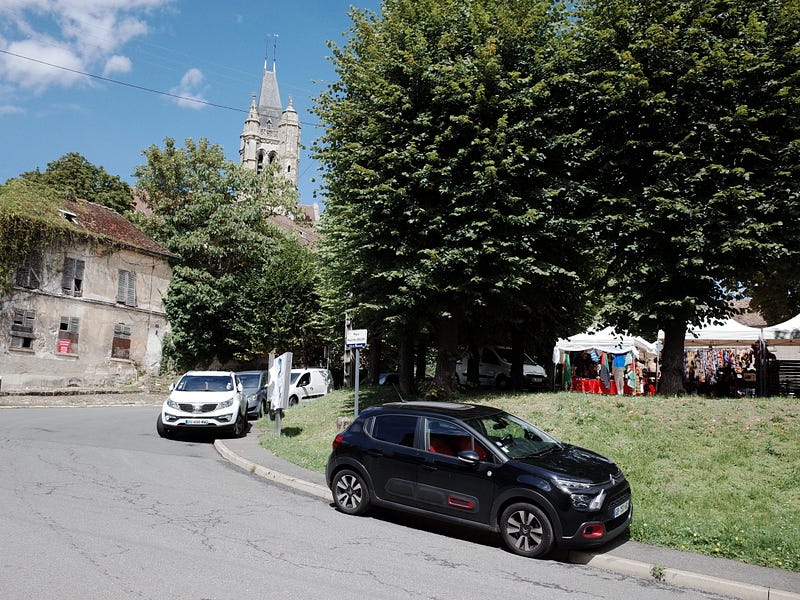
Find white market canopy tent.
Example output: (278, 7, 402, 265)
(762, 314, 800, 345)
(553, 327, 660, 363)
(683, 318, 763, 347)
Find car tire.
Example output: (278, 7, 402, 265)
(331, 469, 370, 515)
(156, 414, 170, 438)
(495, 374, 509, 389)
(231, 410, 246, 438)
(499, 502, 554, 558)
(289, 394, 299, 407)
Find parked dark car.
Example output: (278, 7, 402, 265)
(236, 370, 269, 420)
(326, 401, 632, 558)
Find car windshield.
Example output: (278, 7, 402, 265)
(238, 373, 261, 388)
(464, 411, 561, 459)
(176, 375, 233, 392)
(493, 347, 538, 366)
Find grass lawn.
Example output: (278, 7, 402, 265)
(258, 386, 800, 572)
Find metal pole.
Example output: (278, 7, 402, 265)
(354, 347, 360, 418)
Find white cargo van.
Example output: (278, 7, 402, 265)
(455, 346, 547, 389)
(287, 368, 334, 405)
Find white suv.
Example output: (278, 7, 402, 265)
(157, 371, 247, 438)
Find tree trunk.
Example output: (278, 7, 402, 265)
(415, 343, 427, 381)
(368, 337, 382, 386)
(433, 317, 459, 398)
(659, 319, 687, 394)
(398, 333, 415, 397)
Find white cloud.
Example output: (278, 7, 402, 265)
(0, 38, 87, 92)
(103, 54, 131, 76)
(0, 104, 25, 115)
(168, 67, 207, 109)
(0, 0, 172, 91)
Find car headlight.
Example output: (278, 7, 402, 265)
(554, 477, 593, 492)
(247, 394, 256, 402)
(217, 398, 234, 410)
(166, 398, 179, 410)
(555, 477, 606, 511)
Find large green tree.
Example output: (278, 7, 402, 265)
(19, 152, 133, 214)
(131, 138, 322, 370)
(556, 0, 800, 392)
(314, 0, 596, 395)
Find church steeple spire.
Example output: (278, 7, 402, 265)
(239, 40, 301, 188)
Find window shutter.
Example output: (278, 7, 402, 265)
(117, 270, 136, 306)
(61, 257, 75, 293)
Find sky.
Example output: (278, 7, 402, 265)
(0, 0, 381, 207)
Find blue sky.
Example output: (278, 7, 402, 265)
(0, 0, 381, 206)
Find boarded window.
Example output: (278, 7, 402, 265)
(11, 308, 35, 349)
(57, 316, 80, 353)
(61, 257, 85, 297)
(117, 270, 136, 307)
(15, 254, 42, 289)
(111, 322, 131, 359)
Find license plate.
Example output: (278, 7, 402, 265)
(183, 419, 209, 425)
(613, 499, 630, 518)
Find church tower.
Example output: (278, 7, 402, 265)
(240, 60, 301, 188)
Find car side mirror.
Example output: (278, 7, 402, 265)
(457, 450, 480, 466)
(237, 383, 244, 393)
(169, 382, 175, 391)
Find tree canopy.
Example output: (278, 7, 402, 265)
(131, 138, 322, 370)
(19, 152, 133, 214)
(557, 0, 800, 392)
(314, 0, 597, 393)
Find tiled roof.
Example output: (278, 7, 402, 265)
(731, 299, 767, 328)
(62, 198, 174, 259)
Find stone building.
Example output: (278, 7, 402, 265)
(0, 196, 173, 391)
(239, 60, 301, 187)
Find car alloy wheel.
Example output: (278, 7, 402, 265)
(500, 502, 554, 558)
(332, 469, 370, 515)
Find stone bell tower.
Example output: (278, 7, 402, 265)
(239, 59, 300, 188)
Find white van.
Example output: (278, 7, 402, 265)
(455, 346, 547, 389)
(287, 368, 334, 406)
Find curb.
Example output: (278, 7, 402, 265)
(569, 552, 800, 600)
(215, 439, 800, 600)
(214, 439, 331, 501)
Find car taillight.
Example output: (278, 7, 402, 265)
(332, 433, 343, 450)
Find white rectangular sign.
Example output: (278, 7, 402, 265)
(346, 329, 368, 348)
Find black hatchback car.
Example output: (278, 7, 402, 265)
(326, 402, 632, 558)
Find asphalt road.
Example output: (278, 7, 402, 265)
(0, 406, 732, 600)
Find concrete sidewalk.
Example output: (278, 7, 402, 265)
(216, 427, 800, 600)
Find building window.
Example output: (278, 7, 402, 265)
(15, 253, 42, 289)
(256, 152, 264, 174)
(117, 270, 136, 307)
(61, 257, 85, 297)
(57, 316, 79, 354)
(11, 308, 35, 349)
(112, 323, 131, 359)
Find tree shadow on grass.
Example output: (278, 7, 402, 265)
(280, 426, 303, 438)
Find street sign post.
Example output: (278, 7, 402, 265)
(345, 329, 367, 416)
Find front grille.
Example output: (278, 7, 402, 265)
(177, 403, 218, 413)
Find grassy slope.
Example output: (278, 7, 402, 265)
(258, 387, 799, 572)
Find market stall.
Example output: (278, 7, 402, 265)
(553, 327, 660, 395)
(682, 318, 763, 397)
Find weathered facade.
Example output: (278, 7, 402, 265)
(1, 198, 173, 391)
